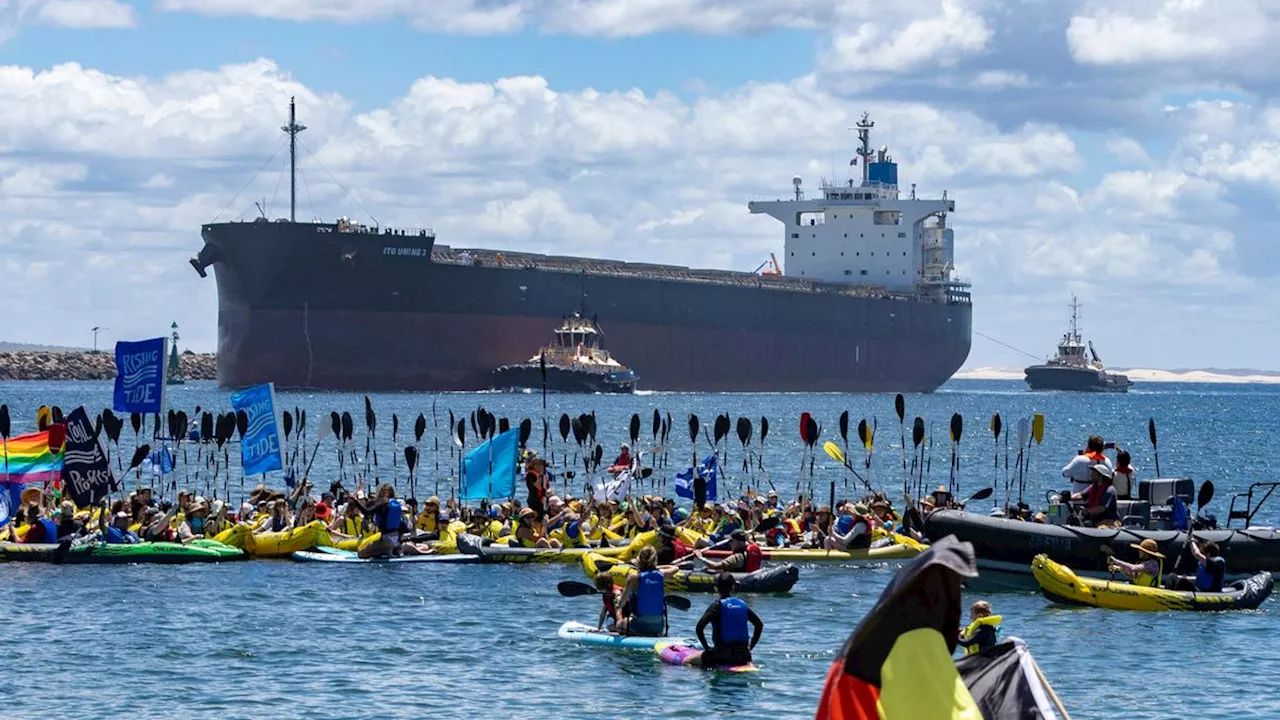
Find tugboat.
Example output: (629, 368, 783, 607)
(1024, 296, 1131, 392)
(492, 313, 637, 393)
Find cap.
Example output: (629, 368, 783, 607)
(548, 495, 563, 506)
(853, 503, 870, 515)
(425, 496, 440, 506)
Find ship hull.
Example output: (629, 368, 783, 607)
(1024, 365, 1131, 393)
(199, 222, 972, 392)
(491, 365, 637, 394)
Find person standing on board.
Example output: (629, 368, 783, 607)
(687, 573, 764, 668)
(1063, 435, 1113, 495)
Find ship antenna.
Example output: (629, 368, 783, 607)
(1069, 294, 1080, 342)
(282, 96, 307, 223)
(855, 112, 875, 187)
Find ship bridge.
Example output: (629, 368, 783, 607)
(747, 113, 968, 303)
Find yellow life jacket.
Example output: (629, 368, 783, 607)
(960, 615, 1003, 656)
(416, 513, 439, 534)
(1134, 559, 1164, 588)
(343, 516, 365, 538)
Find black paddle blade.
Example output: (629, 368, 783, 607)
(950, 413, 963, 444)
(201, 412, 213, 442)
(688, 414, 699, 444)
(152, 413, 160, 437)
(341, 412, 353, 442)
(571, 417, 586, 446)
(51, 406, 63, 424)
(587, 412, 598, 444)
(283, 410, 293, 440)
(414, 413, 427, 442)
(652, 409, 661, 440)
(128, 444, 151, 471)
(300, 409, 307, 432)
(991, 413, 1002, 440)
(176, 411, 188, 441)
(392, 413, 400, 440)
(664, 413, 673, 443)
(455, 419, 465, 447)
(130, 412, 141, 435)
(539, 352, 547, 381)
(629, 413, 641, 445)
(559, 414, 571, 442)
(895, 393, 905, 423)
(166, 410, 177, 440)
(364, 395, 376, 434)
(0, 404, 10, 439)
(912, 417, 925, 448)
(592, 444, 604, 470)
(714, 414, 730, 445)
(664, 596, 692, 612)
(235, 410, 248, 439)
(760, 416, 769, 444)
(1148, 417, 1158, 448)
(805, 416, 818, 447)
(329, 411, 341, 440)
(857, 419, 868, 448)
(405, 446, 418, 473)
(968, 487, 994, 502)
(641, 467, 654, 479)
(557, 580, 598, 597)
(518, 418, 532, 448)
(498, 416, 509, 436)
(1198, 480, 1214, 508)
(470, 411, 478, 439)
(839, 411, 849, 444)
(736, 417, 751, 447)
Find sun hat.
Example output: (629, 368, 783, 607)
(1131, 539, 1164, 558)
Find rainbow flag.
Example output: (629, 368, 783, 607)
(1, 429, 65, 486)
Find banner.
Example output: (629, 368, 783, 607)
(62, 406, 118, 507)
(231, 383, 283, 476)
(460, 429, 519, 501)
(593, 469, 632, 504)
(674, 454, 718, 503)
(113, 337, 168, 413)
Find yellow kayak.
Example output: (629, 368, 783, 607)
(1031, 554, 1274, 612)
(581, 551, 799, 594)
(248, 521, 332, 558)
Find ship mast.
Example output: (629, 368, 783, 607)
(855, 112, 874, 187)
(1069, 294, 1080, 343)
(281, 96, 307, 223)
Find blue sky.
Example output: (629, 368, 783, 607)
(1, 0, 1279, 371)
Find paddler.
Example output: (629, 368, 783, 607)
(1063, 435, 1113, 495)
(346, 483, 406, 558)
(102, 511, 140, 544)
(619, 546, 680, 636)
(1164, 539, 1227, 593)
(1068, 464, 1119, 528)
(510, 507, 559, 549)
(414, 496, 443, 540)
(702, 530, 762, 573)
(956, 600, 1001, 656)
(824, 503, 873, 551)
(681, 573, 762, 668)
(1109, 538, 1164, 587)
(175, 499, 210, 542)
(608, 443, 632, 475)
(655, 524, 690, 565)
(594, 572, 624, 632)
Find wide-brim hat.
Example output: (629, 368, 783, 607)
(1131, 539, 1164, 558)
(1093, 464, 1114, 480)
(21, 487, 43, 505)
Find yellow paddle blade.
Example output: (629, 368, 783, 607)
(864, 423, 873, 452)
(36, 405, 51, 431)
(1031, 413, 1045, 445)
(822, 441, 846, 464)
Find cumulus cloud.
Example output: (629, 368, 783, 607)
(36, 0, 135, 28)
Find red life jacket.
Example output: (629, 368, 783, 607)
(1083, 450, 1107, 465)
(602, 588, 619, 615)
(1085, 481, 1108, 508)
(745, 543, 763, 573)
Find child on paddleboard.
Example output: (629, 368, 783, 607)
(594, 572, 623, 632)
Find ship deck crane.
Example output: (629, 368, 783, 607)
(754, 253, 782, 276)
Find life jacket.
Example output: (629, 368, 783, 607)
(960, 615, 1002, 656)
(744, 543, 763, 573)
(1113, 468, 1135, 497)
(634, 570, 666, 617)
(835, 515, 854, 535)
(602, 587, 620, 616)
(34, 517, 58, 543)
(417, 513, 439, 534)
(1083, 450, 1107, 465)
(561, 521, 586, 548)
(1085, 481, 1108, 509)
(376, 499, 403, 533)
(344, 516, 365, 538)
(718, 597, 750, 644)
(1134, 558, 1164, 588)
(1196, 556, 1226, 592)
(784, 518, 803, 541)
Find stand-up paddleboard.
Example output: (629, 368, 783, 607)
(655, 643, 759, 672)
(557, 622, 695, 650)
(292, 548, 482, 564)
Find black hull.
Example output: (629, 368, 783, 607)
(491, 364, 636, 394)
(196, 221, 972, 392)
(1024, 365, 1131, 392)
(924, 509, 1280, 576)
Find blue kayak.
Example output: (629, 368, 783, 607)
(557, 621, 695, 650)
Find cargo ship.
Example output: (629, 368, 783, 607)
(1024, 296, 1131, 392)
(491, 312, 637, 394)
(191, 102, 972, 392)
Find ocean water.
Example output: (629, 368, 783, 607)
(4, 379, 1280, 719)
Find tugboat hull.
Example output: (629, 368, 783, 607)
(1025, 365, 1131, 392)
(491, 364, 637, 394)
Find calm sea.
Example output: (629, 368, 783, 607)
(3, 379, 1279, 719)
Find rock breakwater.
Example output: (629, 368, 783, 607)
(0, 351, 216, 381)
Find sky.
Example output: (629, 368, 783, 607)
(1, 0, 1278, 370)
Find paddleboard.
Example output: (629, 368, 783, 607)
(292, 548, 481, 564)
(557, 621, 695, 650)
(655, 642, 759, 672)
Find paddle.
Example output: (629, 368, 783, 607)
(556, 580, 692, 611)
(1175, 480, 1215, 573)
(990, 413, 1002, 508)
(1148, 417, 1161, 477)
(822, 440, 870, 491)
(957, 487, 993, 508)
(895, 394, 907, 499)
(948, 413, 963, 496)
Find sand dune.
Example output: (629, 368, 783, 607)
(955, 367, 1280, 385)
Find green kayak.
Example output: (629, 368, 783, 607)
(0, 539, 245, 564)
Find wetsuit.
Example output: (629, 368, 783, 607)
(695, 597, 763, 668)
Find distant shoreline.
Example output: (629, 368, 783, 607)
(955, 367, 1280, 385)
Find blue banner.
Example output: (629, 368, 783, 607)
(675, 454, 718, 503)
(230, 383, 283, 476)
(113, 338, 167, 413)
(460, 429, 519, 501)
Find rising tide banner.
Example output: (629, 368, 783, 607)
(230, 383, 284, 476)
(113, 338, 168, 414)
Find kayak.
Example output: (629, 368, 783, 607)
(247, 521, 332, 558)
(0, 540, 245, 564)
(292, 547, 482, 564)
(582, 552, 800, 594)
(557, 621, 695, 650)
(700, 542, 922, 564)
(1031, 554, 1275, 612)
(655, 642, 758, 672)
(456, 532, 630, 564)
